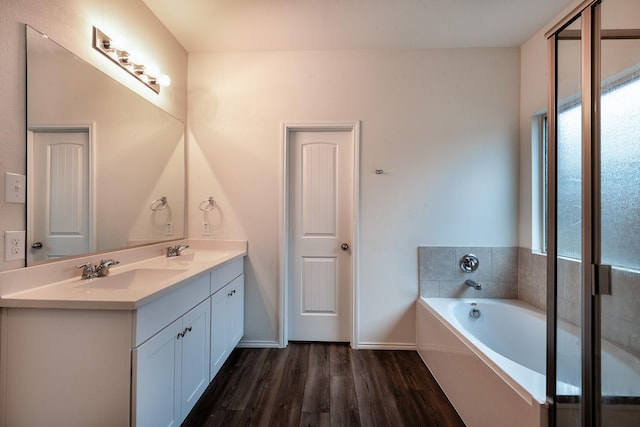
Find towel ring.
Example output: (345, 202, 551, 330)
(149, 196, 168, 211)
(199, 197, 216, 212)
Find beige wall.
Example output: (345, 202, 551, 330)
(0, 0, 187, 270)
(188, 48, 521, 346)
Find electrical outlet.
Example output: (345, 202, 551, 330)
(165, 221, 174, 236)
(5, 172, 26, 204)
(201, 222, 210, 236)
(4, 231, 26, 261)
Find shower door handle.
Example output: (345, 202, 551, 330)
(592, 264, 612, 296)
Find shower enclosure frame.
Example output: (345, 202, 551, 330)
(546, 1, 640, 425)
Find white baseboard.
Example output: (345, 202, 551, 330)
(236, 340, 416, 350)
(357, 342, 417, 350)
(236, 340, 282, 348)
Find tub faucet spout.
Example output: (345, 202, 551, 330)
(465, 279, 481, 290)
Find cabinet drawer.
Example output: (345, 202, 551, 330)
(134, 273, 210, 346)
(210, 258, 243, 294)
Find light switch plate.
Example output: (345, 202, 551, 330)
(5, 172, 26, 204)
(4, 231, 26, 261)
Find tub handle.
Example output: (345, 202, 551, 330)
(460, 254, 479, 272)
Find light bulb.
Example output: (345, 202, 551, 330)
(109, 34, 128, 51)
(145, 64, 160, 78)
(157, 74, 171, 87)
(127, 49, 145, 65)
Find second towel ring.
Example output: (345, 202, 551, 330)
(150, 196, 168, 211)
(199, 197, 216, 212)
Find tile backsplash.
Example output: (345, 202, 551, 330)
(418, 246, 518, 298)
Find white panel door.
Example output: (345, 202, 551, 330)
(29, 130, 91, 262)
(289, 130, 353, 341)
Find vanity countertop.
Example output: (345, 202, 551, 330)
(0, 248, 245, 311)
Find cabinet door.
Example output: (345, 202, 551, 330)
(133, 320, 182, 427)
(180, 299, 211, 420)
(210, 287, 229, 380)
(228, 275, 245, 348)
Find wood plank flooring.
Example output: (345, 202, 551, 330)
(181, 343, 465, 427)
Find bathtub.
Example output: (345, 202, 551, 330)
(417, 298, 548, 427)
(417, 298, 640, 427)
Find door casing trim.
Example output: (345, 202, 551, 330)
(279, 121, 360, 349)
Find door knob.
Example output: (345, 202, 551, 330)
(31, 242, 43, 249)
(341, 243, 349, 251)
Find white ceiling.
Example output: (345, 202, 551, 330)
(142, 0, 575, 52)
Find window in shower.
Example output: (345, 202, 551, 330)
(538, 71, 640, 270)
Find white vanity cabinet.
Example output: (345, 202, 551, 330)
(210, 274, 245, 378)
(209, 259, 245, 379)
(133, 298, 210, 427)
(132, 259, 244, 426)
(228, 275, 245, 348)
(0, 253, 245, 427)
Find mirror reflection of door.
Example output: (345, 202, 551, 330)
(27, 128, 93, 263)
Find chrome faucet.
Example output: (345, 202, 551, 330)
(465, 279, 481, 290)
(76, 259, 120, 279)
(166, 244, 189, 257)
(96, 259, 119, 277)
(76, 262, 96, 280)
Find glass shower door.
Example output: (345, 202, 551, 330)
(598, 0, 640, 424)
(548, 1, 640, 425)
(554, 16, 585, 427)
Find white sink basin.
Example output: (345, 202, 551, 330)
(171, 251, 229, 263)
(74, 268, 188, 290)
(149, 251, 230, 267)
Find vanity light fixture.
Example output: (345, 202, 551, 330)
(92, 26, 171, 94)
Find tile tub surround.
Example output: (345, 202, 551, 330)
(517, 248, 547, 310)
(419, 245, 640, 358)
(418, 246, 518, 298)
(516, 249, 640, 358)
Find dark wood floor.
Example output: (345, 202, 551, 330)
(181, 342, 465, 427)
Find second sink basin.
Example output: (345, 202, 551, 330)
(149, 251, 230, 267)
(75, 268, 188, 290)
(171, 251, 230, 264)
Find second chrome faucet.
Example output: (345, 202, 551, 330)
(166, 244, 189, 257)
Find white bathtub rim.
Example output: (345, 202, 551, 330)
(418, 297, 548, 406)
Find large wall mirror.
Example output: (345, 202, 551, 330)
(26, 25, 185, 265)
